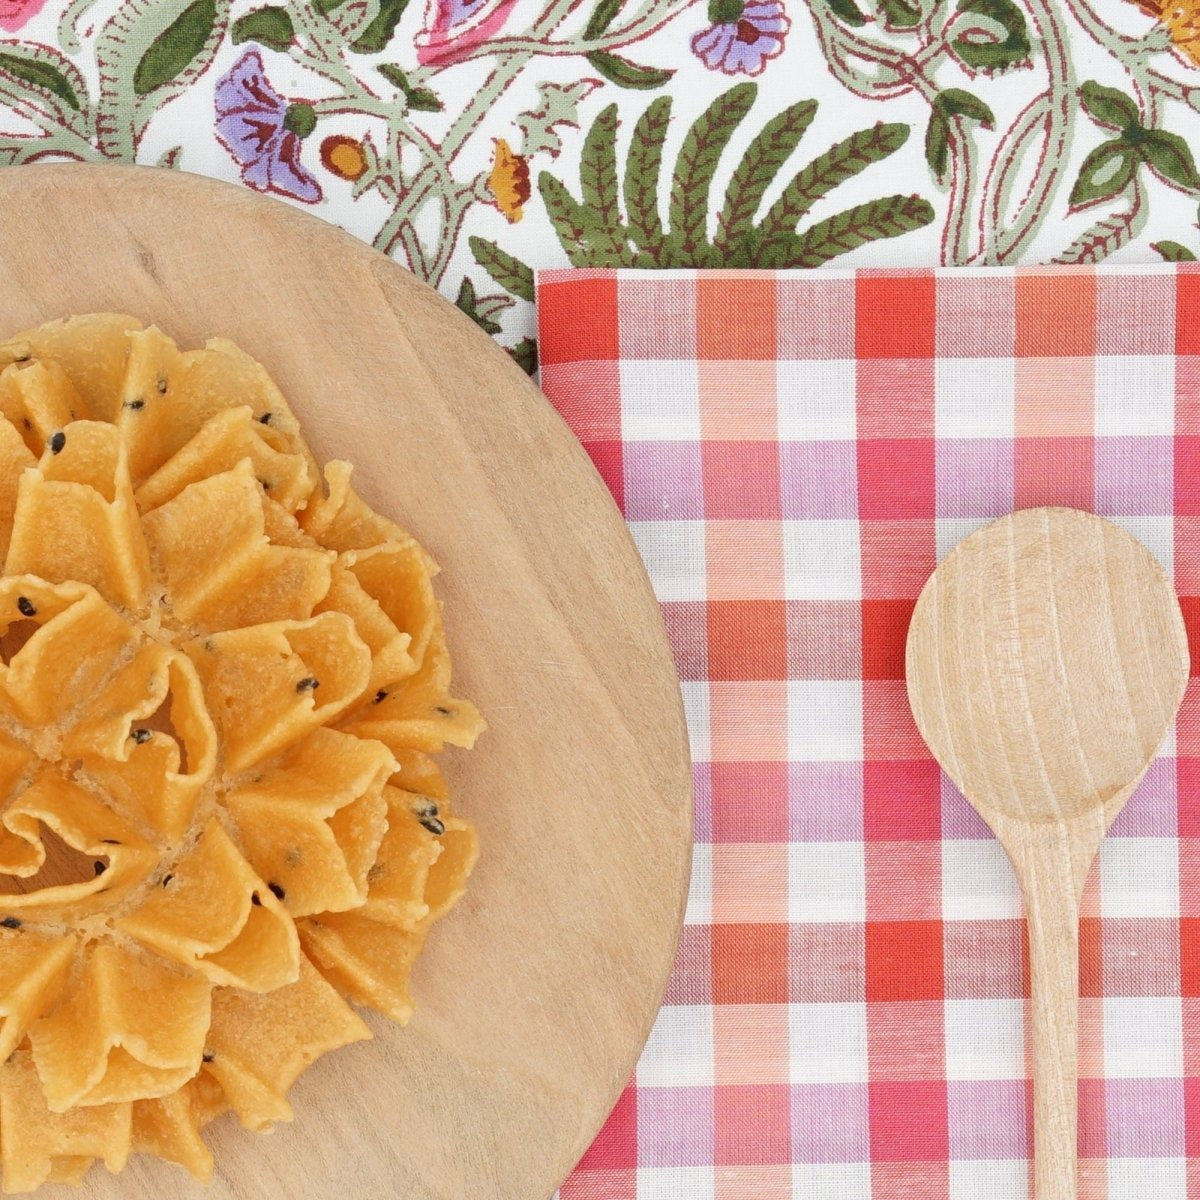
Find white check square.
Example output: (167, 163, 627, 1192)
(944, 999, 1025, 1081)
(636, 1167, 715, 1200)
(789, 842, 865, 924)
(1095, 355, 1176, 437)
(684, 843, 711, 926)
(937, 516, 992, 561)
(620, 358, 701, 441)
(1099, 837, 1179, 919)
(942, 839, 1022, 921)
(935, 356, 1016, 439)
(636, 1004, 714, 1088)
(788, 1002, 868, 1083)
(1107, 1156, 1186, 1198)
(783, 520, 861, 600)
(792, 1163, 870, 1199)
(629, 520, 706, 602)
(777, 359, 857, 441)
(1103, 996, 1183, 1079)
(680, 681, 710, 762)
(950, 1160, 1029, 1198)
(787, 680, 862, 762)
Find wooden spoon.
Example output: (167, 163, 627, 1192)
(906, 507, 1189, 1199)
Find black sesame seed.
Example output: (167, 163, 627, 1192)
(251, 892, 261, 906)
(161, 873, 174, 888)
(258, 412, 272, 424)
(156, 376, 168, 394)
(16, 597, 34, 617)
(202, 638, 215, 652)
(93, 860, 106, 876)
(12, 353, 29, 364)
(101, 839, 120, 845)
(124, 398, 144, 411)
(268, 881, 286, 901)
(419, 814, 445, 836)
(259, 478, 272, 491)
(435, 705, 452, 716)
(132, 728, 151, 744)
(48, 431, 64, 454)
(202, 1051, 214, 1063)
(374, 689, 388, 703)
(0, 917, 20, 929)
(295, 677, 319, 693)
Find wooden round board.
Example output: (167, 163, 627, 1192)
(0, 164, 692, 1200)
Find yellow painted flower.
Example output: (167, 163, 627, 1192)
(487, 138, 530, 224)
(1138, 0, 1200, 64)
(320, 134, 368, 182)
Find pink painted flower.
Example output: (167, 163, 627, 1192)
(0, 0, 47, 33)
(214, 50, 322, 204)
(691, 0, 791, 76)
(416, 0, 520, 66)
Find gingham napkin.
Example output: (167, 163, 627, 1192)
(537, 266, 1200, 1200)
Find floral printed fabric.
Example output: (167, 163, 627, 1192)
(2, 0, 1200, 373)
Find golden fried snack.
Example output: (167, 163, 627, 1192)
(0, 315, 483, 1193)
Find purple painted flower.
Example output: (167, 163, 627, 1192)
(214, 50, 322, 204)
(691, 0, 791, 76)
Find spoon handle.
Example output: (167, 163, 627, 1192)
(1015, 829, 1089, 1200)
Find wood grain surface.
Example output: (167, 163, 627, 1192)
(0, 164, 693, 1200)
(906, 507, 1189, 1200)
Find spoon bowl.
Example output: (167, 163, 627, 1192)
(906, 507, 1189, 1199)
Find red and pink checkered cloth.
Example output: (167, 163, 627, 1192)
(536, 266, 1200, 1200)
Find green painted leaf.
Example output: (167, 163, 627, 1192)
(231, 5, 293, 49)
(133, 0, 216, 95)
(1139, 128, 1200, 192)
(351, 0, 410, 52)
(509, 338, 538, 376)
(0, 49, 80, 111)
(759, 122, 909, 241)
(1068, 139, 1137, 210)
(96, 0, 229, 157)
(883, 0, 921, 27)
(717, 98, 818, 252)
(455, 277, 503, 336)
(585, 50, 673, 90)
(950, 0, 1030, 72)
(935, 87, 995, 127)
(407, 87, 442, 111)
(709, 0, 742, 19)
(826, 0, 869, 24)
(1055, 208, 1140, 264)
(669, 82, 757, 260)
(1079, 80, 1139, 131)
(925, 107, 951, 178)
(584, 0, 622, 38)
(1153, 240, 1198, 262)
(925, 90, 993, 182)
(579, 104, 629, 263)
(378, 63, 442, 111)
(469, 236, 535, 302)
(515, 79, 599, 159)
(770, 194, 935, 267)
(312, 0, 343, 13)
(539, 171, 595, 266)
(624, 94, 671, 263)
